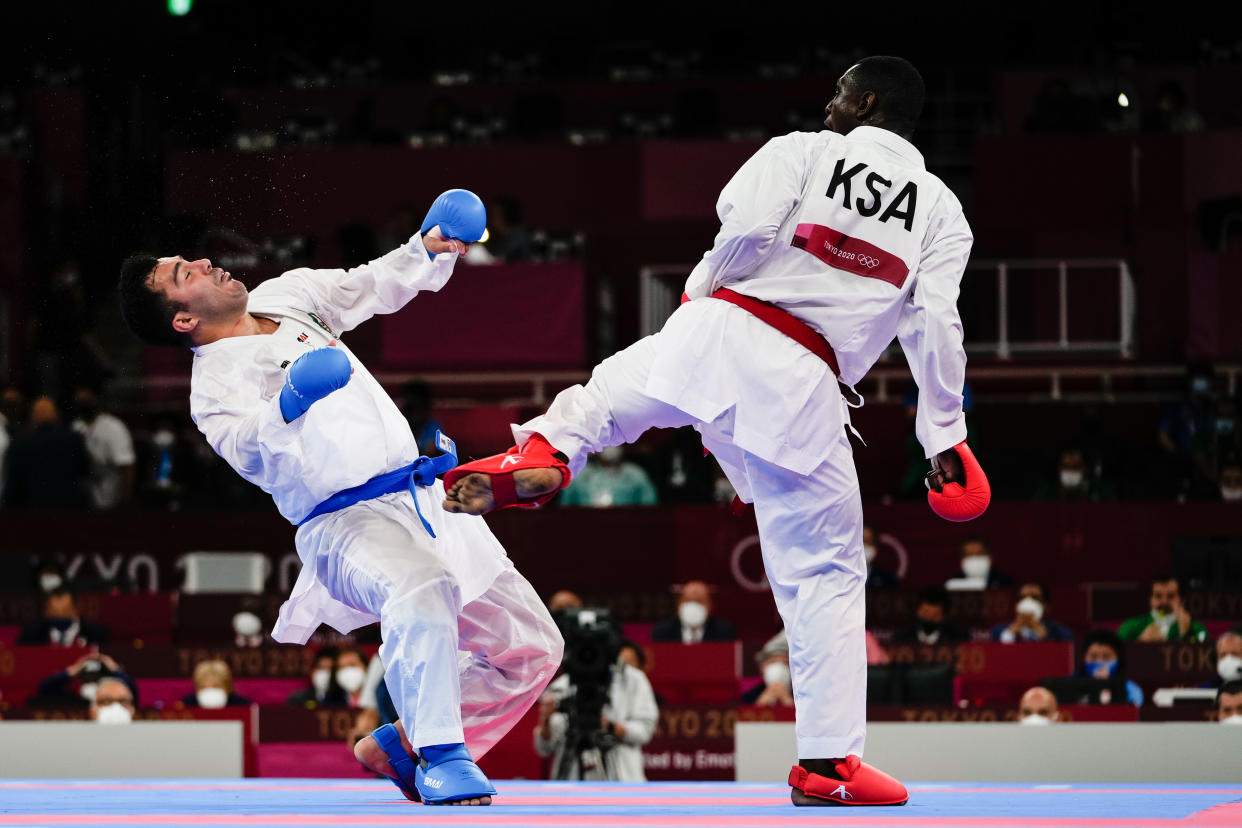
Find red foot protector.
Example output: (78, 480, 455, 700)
(926, 441, 991, 522)
(788, 755, 909, 806)
(442, 434, 571, 511)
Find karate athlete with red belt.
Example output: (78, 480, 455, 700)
(118, 191, 563, 807)
(443, 56, 989, 806)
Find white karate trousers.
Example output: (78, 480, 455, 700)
(295, 492, 564, 757)
(516, 302, 867, 760)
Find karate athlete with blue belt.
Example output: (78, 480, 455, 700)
(118, 191, 562, 806)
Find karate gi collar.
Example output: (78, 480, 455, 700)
(845, 125, 925, 169)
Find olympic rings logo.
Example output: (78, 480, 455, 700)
(857, 255, 881, 268)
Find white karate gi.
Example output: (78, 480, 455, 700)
(189, 235, 562, 755)
(517, 126, 972, 760)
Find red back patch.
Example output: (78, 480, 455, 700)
(792, 223, 910, 288)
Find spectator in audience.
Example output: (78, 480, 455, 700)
(1213, 632, 1242, 688)
(32, 652, 137, 709)
(1017, 685, 1060, 725)
(863, 522, 900, 589)
(232, 607, 265, 649)
(742, 630, 793, 707)
(182, 659, 252, 708)
(560, 446, 658, 507)
(18, 586, 108, 647)
(651, 580, 736, 643)
(398, 380, 443, 457)
(70, 385, 135, 510)
(1220, 460, 1242, 502)
(1218, 680, 1242, 724)
(334, 646, 371, 707)
(1117, 575, 1209, 642)
(1079, 628, 1144, 706)
(535, 641, 658, 781)
(287, 645, 346, 707)
(991, 582, 1074, 643)
(1, 396, 89, 509)
(1158, 362, 1219, 498)
(946, 536, 1013, 590)
(1033, 447, 1117, 502)
(34, 562, 67, 594)
(893, 587, 967, 646)
(646, 427, 718, 504)
(90, 676, 137, 725)
(548, 590, 584, 616)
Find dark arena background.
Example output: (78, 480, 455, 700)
(1, 2, 1241, 826)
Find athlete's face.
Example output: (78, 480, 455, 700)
(149, 256, 249, 338)
(825, 69, 866, 135)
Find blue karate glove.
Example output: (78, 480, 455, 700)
(420, 189, 487, 245)
(279, 347, 352, 423)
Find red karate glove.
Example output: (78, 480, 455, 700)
(925, 441, 990, 522)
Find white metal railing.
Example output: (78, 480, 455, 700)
(966, 258, 1136, 359)
(642, 258, 1137, 359)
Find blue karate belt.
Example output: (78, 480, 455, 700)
(298, 430, 458, 538)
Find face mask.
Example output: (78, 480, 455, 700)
(153, 430, 175, 450)
(197, 687, 229, 709)
(599, 446, 623, 464)
(336, 666, 366, 694)
(961, 555, 991, 579)
(863, 544, 878, 565)
(311, 668, 332, 695)
(232, 612, 263, 637)
(1016, 596, 1044, 622)
(1222, 487, 1242, 502)
(762, 661, 792, 688)
(96, 703, 133, 725)
(1059, 470, 1084, 488)
(80, 682, 98, 703)
(1222, 714, 1242, 726)
(678, 601, 708, 629)
(1218, 655, 1242, 683)
(713, 477, 736, 504)
(40, 574, 63, 592)
(1085, 659, 1117, 677)
(1152, 610, 1177, 633)
(1020, 713, 1054, 726)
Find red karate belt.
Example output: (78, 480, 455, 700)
(683, 288, 841, 378)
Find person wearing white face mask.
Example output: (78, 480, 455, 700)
(1016, 686, 1059, 725)
(743, 631, 795, 707)
(183, 659, 251, 709)
(946, 537, 1012, 591)
(90, 677, 137, 725)
(650, 580, 736, 644)
(334, 647, 371, 706)
(1216, 680, 1242, 724)
(1033, 447, 1117, 503)
(288, 646, 348, 708)
(991, 583, 1073, 644)
(1212, 633, 1242, 688)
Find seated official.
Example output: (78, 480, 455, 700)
(181, 659, 252, 708)
(650, 580, 736, 643)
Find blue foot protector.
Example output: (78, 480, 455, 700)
(371, 724, 421, 803)
(415, 742, 497, 805)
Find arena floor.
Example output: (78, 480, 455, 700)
(2, 780, 1242, 827)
